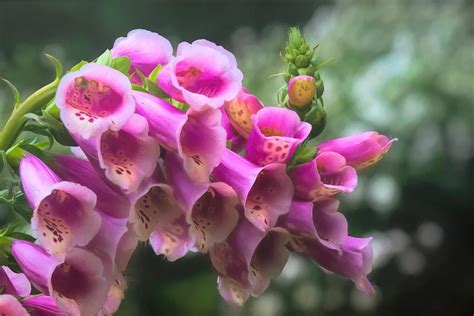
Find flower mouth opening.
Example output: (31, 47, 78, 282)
(66, 76, 123, 119)
(260, 126, 285, 137)
(100, 130, 139, 176)
(176, 63, 224, 98)
(51, 262, 90, 301)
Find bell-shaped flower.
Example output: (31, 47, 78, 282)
(55, 63, 135, 140)
(209, 216, 290, 305)
(213, 149, 293, 232)
(75, 113, 160, 193)
(99, 272, 127, 316)
(0, 294, 29, 316)
(246, 107, 311, 166)
(224, 88, 264, 138)
(134, 91, 226, 183)
(289, 151, 357, 201)
(111, 29, 173, 84)
(12, 240, 110, 316)
(128, 166, 183, 241)
(0, 266, 31, 298)
(20, 154, 101, 258)
(317, 131, 397, 170)
(22, 295, 68, 316)
(158, 39, 243, 110)
(221, 107, 245, 152)
(166, 152, 239, 252)
(278, 199, 374, 295)
(53, 155, 131, 218)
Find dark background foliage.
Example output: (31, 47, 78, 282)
(1, 0, 473, 315)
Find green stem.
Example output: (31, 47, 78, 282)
(0, 82, 58, 150)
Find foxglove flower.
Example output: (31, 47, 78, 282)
(134, 91, 226, 183)
(287, 75, 316, 109)
(209, 217, 290, 305)
(317, 131, 396, 170)
(56, 63, 135, 140)
(246, 107, 311, 166)
(53, 155, 131, 218)
(76, 113, 160, 193)
(213, 149, 293, 232)
(0, 266, 31, 297)
(111, 29, 173, 84)
(128, 166, 183, 240)
(12, 240, 110, 316)
(221, 107, 245, 151)
(20, 155, 101, 258)
(0, 294, 29, 316)
(115, 224, 140, 271)
(158, 39, 243, 110)
(99, 272, 127, 316)
(23, 295, 68, 316)
(289, 151, 357, 201)
(224, 88, 264, 138)
(279, 200, 374, 294)
(166, 152, 239, 252)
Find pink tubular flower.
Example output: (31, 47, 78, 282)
(55, 63, 135, 140)
(20, 154, 101, 258)
(0, 266, 31, 297)
(12, 240, 110, 316)
(111, 29, 173, 84)
(224, 88, 264, 138)
(213, 149, 293, 232)
(209, 217, 290, 306)
(221, 107, 245, 152)
(0, 294, 29, 316)
(158, 39, 243, 110)
(75, 113, 161, 193)
(246, 107, 312, 166)
(166, 152, 239, 252)
(289, 151, 358, 201)
(317, 131, 397, 170)
(278, 199, 374, 295)
(134, 91, 226, 183)
(99, 272, 127, 316)
(53, 155, 131, 218)
(23, 295, 68, 316)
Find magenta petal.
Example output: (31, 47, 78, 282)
(20, 154, 61, 209)
(134, 91, 226, 183)
(22, 295, 68, 316)
(55, 63, 135, 140)
(246, 107, 311, 166)
(0, 266, 31, 297)
(313, 198, 348, 245)
(115, 224, 139, 271)
(100, 272, 127, 315)
(221, 107, 245, 151)
(111, 29, 173, 83)
(278, 200, 318, 238)
(53, 155, 131, 218)
(149, 214, 193, 261)
(317, 131, 397, 170)
(158, 39, 243, 110)
(213, 149, 293, 231)
(166, 152, 239, 251)
(0, 294, 29, 316)
(224, 88, 264, 139)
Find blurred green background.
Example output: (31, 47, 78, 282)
(1, 0, 473, 315)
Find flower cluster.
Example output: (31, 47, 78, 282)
(1, 28, 395, 315)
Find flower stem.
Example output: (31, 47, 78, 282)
(0, 82, 58, 150)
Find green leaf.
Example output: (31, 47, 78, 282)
(18, 143, 53, 165)
(70, 60, 88, 72)
(148, 64, 163, 82)
(0, 151, 4, 173)
(10, 192, 32, 222)
(44, 54, 63, 82)
(110, 56, 131, 75)
(41, 110, 77, 146)
(287, 140, 317, 168)
(8, 232, 35, 242)
(1, 78, 20, 108)
(96, 49, 113, 65)
(132, 84, 148, 93)
(145, 78, 168, 98)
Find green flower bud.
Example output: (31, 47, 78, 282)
(304, 103, 327, 138)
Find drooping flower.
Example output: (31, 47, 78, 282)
(0, 266, 31, 297)
(134, 91, 226, 183)
(128, 166, 183, 240)
(317, 131, 397, 170)
(221, 107, 245, 152)
(55, 63, 135, 140)
(12, 240, 110, 316)
(0, 294, 29, 316)
(99, 272, 127, 316)
(224, 88, 264, 138)
(75, 113, 160, 193)
(53, 155, 131, 218)
(22, 295, 68, 316)
(278, 199, 374, 295)
(287, 75, 316, 109)
(166, 152, 239, 252)
(245, 107, 311, 166)
(213, 149, 293, 232)
(209, 217, 290, 306)
(289, 151, 357, 201)
(158, 39, 243, 110)
(20, 154, 101, 258)
(111, 29, 173, 84)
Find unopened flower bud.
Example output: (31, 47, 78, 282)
(288, 75, 316, 109)
(304, 103, 327, 138)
